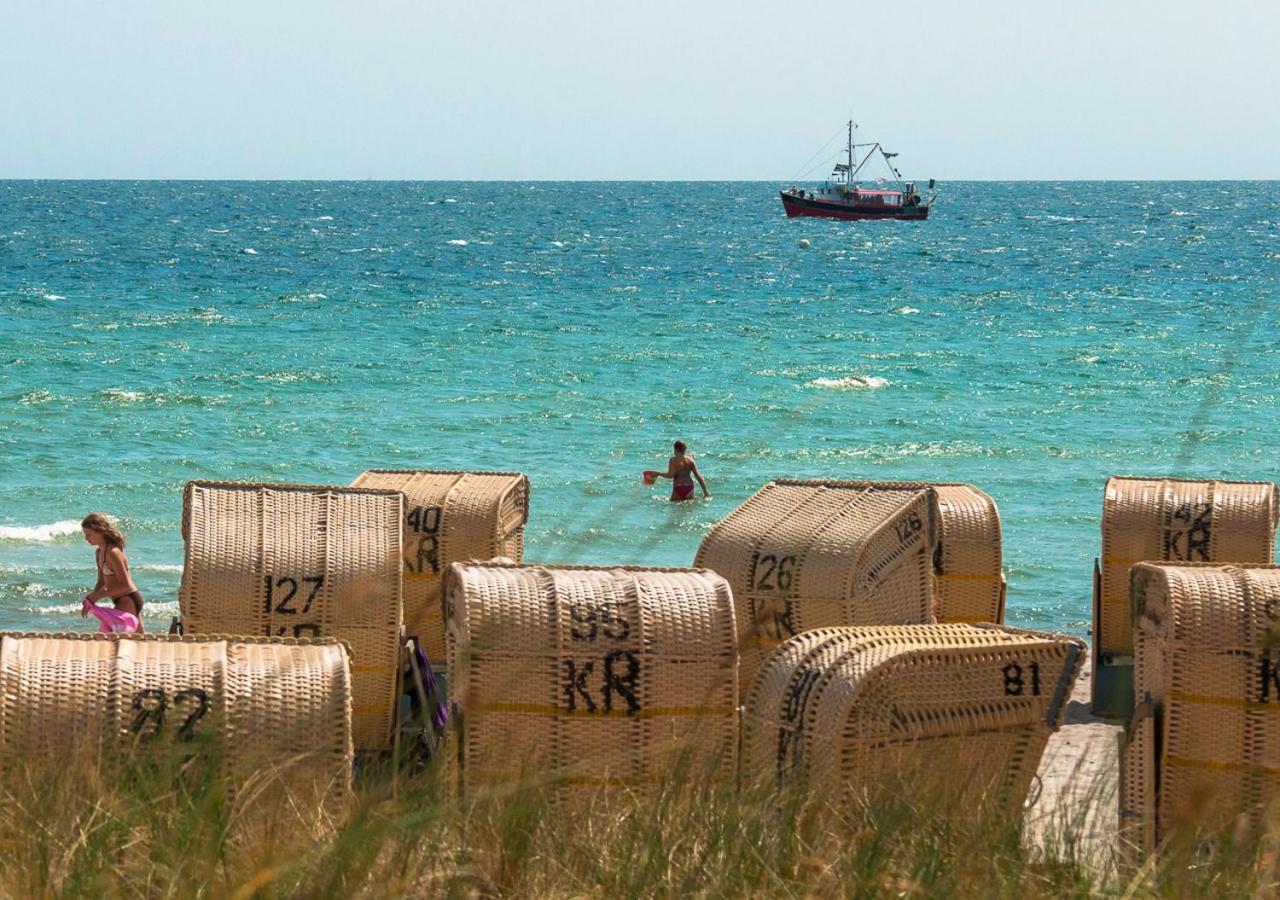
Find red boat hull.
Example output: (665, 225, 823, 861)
(780, 190, 929, 221)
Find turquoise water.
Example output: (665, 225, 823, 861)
(1, 180, 1276, 634)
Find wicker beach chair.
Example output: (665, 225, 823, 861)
(1093, 477, 1277, 717)
(443, 561, 737, 797)
(350, 469, 529, 668)
(695, 480, 939, 688)
(0, 632, 352, 817)
(179, 480, 403, 752)
(931, 484, 1006, 624)
(742, 624, 1084, 816)
(1121, 562, 1280, 856)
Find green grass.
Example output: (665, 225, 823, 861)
(2, 744, 1275, 898)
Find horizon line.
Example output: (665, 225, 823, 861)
(1, 177, 1277, 184)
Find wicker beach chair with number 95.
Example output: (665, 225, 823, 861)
(176, 480, 435, 755)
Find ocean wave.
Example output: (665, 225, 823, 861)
(253, 370, 334, 385)
(806, 375, 891, 390)
(789, 440, 998, 461)
(896, 306, 921, 315)
(0, 520, 81, 542)
(447, 239, 468, 246)
(138, 564, 184, 574)
(21, 599, 180, 620)
(98, 388, 227, 406)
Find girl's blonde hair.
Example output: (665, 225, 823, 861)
(81, 513, 126, 548)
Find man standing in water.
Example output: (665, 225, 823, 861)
(651, 440, 710, 502)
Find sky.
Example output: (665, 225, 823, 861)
(1, 0, 1276, 180)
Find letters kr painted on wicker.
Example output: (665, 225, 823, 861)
(1097, 477, 1277, 657)
(1121, 562, 1280, 853)
(0, 632, 353, 816)
(743, 624, 1084, 815)
(444, 562, 737, 796)
(178, 480, 403, 751)
(351, 469, 529, 667)
(695, 480, 940, 688)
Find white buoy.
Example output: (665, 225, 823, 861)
(798, 238, 811, 249)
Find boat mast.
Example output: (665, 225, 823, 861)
(847, 120, 854, 189)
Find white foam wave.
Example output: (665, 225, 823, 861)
(43, 293, 66, 301)
(241, 247, 258, 255)
(896, 306, 920, 315)
(807, 375, 891, 390)
(316, 215, 334, 221)
(447, 239, 468, 246)
(139, 564, 184, 574)
(23, 599, 180, 620)
(101, 388, 147, 402)
(0, 520, 81, 542)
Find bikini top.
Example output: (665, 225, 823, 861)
(97, 546, 128, 579)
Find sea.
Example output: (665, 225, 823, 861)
(0, 180, 1276, 635)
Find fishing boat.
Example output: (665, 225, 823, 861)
(780, 121, 935, 221)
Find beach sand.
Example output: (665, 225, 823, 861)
(1027, 653, 1122, 870)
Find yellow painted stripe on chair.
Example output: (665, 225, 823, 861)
(1169, 691, 1280, 712)
(1166, 756, 1280, 776)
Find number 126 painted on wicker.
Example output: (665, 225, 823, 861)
(751, 553, 796, 592)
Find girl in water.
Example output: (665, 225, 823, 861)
(648, 440, 710, 502)
(80, 513, 144, 633)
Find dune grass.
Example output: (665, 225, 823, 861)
(1, 743, 1275, 899)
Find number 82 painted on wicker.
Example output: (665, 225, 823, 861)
(130, 687, 210, 741)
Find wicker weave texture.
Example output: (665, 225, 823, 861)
(0, 632, 352, 813)
(444, 562, 737, 795)
(350, 470, 529, 665)
(1098, 477, 1276, 655)
(932, 484, 1005, 624)
(742, 624, 1084, 813)
(1123, 562, 1280, 850)
(179, 481, 403, 751)
(695, 480, 938, 688)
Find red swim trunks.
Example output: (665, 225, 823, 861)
(673, 483, 695, 500)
